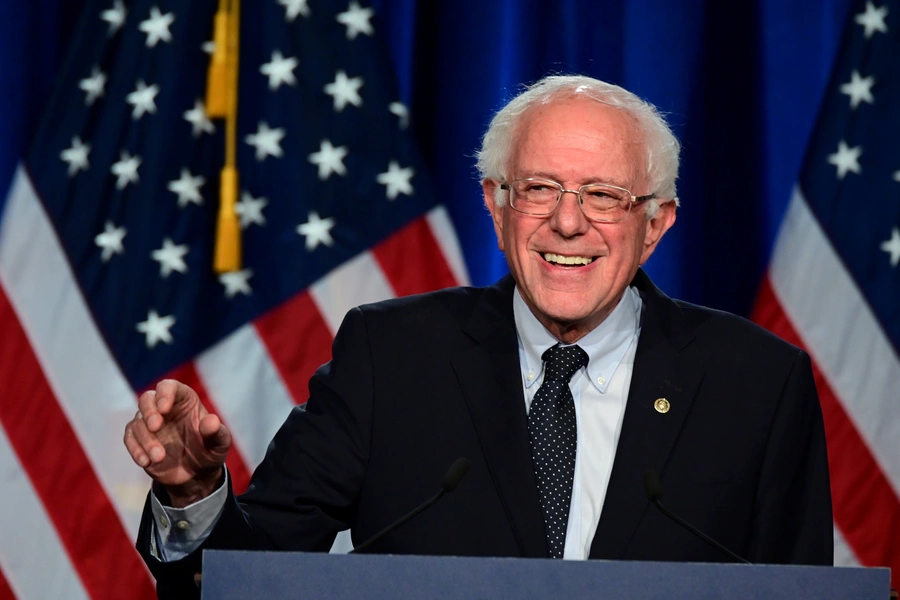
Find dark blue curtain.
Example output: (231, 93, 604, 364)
(1, 0, 854, 317)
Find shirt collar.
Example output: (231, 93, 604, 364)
(513, 285, 642, 394)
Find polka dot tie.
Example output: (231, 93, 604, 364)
(528, 343, 588, 559)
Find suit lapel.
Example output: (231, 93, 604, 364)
(590, 270, 705, 559)
(452, 277, 549, 558)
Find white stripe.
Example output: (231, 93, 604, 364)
(309, 250, 395, 335)
(833, 524, 860, 568)
(769, 188, 900, 497)
(0, 422, 89, 600)
(426, 205, 471, 286)
(195, 325, 296, 469)
(0, 167, 148, 537)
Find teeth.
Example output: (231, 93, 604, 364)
(543, 253, 593, 266)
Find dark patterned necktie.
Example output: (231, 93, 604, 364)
(528, 343, 588, 558)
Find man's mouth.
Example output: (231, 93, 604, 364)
(542, 252, 595, 266)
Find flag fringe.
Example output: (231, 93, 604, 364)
(211, 0, 242, 273)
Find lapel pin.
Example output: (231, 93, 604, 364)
(654, 398, 670, 414)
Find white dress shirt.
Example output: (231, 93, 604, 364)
(513, 285, 641, 559)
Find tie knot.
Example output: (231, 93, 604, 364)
(541, 343, 588, 382)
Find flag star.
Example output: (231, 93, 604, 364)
(111, 151, 141, 189)
(168, 168, 205, 207)
(235, 191, 268, 228)
(183, 99, 215, 137)
(136, 310, 175, 348)
(79, 67, 107, 106)
(61, 136, 91, 176)
(855, 2, 889, 38)
(297, 212, 336, 251)
(894, 170, 900, 182)
(260, 50, 298, 90)
(151, 237, 189, 277)
(337, 1, 375, 39)
(278, 0, 311, 21)
(308, 139, 348, 180)
(882, 228, 900, 267)
(202, 40, 215, 55)
(324, 70, 364, 111)
(94, 221, 126, 262)
(139, 6, 175, 47)
(126, 80, 160, 120)
(101, 0, 127, 35)
(219, 268, 254, 298)
(245, 122, 285, 161)
(389, 102, 409, 129)
(377, 161, 415, 200)
(827, 140, 862, 179)
(840, 70, 875, 109)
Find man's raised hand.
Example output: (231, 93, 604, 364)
(123, 379, 231, 507)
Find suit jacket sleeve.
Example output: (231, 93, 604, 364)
(746, 349, 833, 564)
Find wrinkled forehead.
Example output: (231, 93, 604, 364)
(509, 96, 649, 187)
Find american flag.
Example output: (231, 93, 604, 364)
(0, 0, 467, 598)
(752, 0, 900, 587)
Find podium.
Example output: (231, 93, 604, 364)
(200, 550, 890, 599)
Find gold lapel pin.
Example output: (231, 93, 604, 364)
(654, 398, 671, 414)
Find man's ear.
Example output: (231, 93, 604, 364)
(482, 179, 506, 252)
(640, 200, 677, 264)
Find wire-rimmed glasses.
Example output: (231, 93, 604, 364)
(500, 178, 656, 223)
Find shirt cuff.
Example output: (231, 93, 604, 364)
(150, 469, 229, 562)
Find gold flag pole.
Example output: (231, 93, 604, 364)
(209, 0, 241, 273)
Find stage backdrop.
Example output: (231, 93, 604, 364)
(1, 0, 898, 599)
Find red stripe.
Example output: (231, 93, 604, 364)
(164, 362, 253, 494)
(372, 215, 460, 296)
(0, 287, 156, 600)
(0, 568, 15, 600)
(752, 276, 900, 588)
(254, 291, 333, 405)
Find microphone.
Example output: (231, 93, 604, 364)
(350, 457, 470, 554)
(644, 469, 751, 564)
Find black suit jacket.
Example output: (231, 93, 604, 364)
(139, 270, 833, 597)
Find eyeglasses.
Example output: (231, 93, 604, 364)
(499, 178, 656, 223)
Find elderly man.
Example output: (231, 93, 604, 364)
(125, 75, 833, 597)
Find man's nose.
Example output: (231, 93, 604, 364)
(549, 189, 590, 235)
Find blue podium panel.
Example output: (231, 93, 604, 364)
(201, 551, 890, 600)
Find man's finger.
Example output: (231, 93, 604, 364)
(124, 415, 165, 467)
(156, 379, 201, 419)
(123, 422, 149, 467)
(198, 414, 232, 456)
(136, 389, 163, 431)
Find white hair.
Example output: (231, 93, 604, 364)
(475, 75, 681, 218)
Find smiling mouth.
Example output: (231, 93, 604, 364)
(542, 252, 595, 266)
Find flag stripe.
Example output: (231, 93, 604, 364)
(165, 362, 254, 494)
(426, 205, 471, 286)
(254, 291, 334, 406)
(0, 569, 16, 600)
(309, 250, 395, 335)
(0, 167, 149, 536)
(833, 525, 861, 568)
(755, 187, 900, 586)
(0, 422, 88, 600)
(753, 275, 900, 582)
(373, 212, 460, 296)
(0, 287, 155, 599)
(769, 188, 900, 498)
(194, 326, 297, 471)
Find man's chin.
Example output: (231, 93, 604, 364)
(531, 303, 601, 332)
